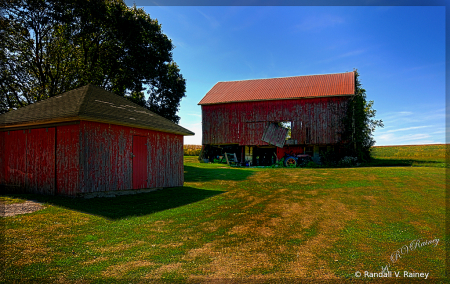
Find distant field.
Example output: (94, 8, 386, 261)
(1, 144, 447, 281)
(370, 144, 447, 167)
(184, 143, 448, 166)
(184, 145, 202, 156)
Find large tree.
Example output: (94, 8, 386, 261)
(341, 70, 383, 161)
(0, 0, 186, 123)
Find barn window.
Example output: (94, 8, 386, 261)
(278, 121, 292, 139)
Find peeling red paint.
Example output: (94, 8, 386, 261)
(3, 128, 55, 194)
(2, 120, 184, 196)
(26, 128, 55, 194)
(202, 97, 348, 146)
(56, 124, 80, 195)
(0, 131, 5, 184)
(133, 136, 148, 189)
(4, 130, 27, 188)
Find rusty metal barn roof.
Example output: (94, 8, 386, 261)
(0, 84, 194, 136)
(198, 71, 355, 105)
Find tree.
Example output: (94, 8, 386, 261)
(1, 0, 186, 123)
(341, 70, 383, 162)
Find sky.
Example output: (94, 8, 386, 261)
(126, 2, 447, 146)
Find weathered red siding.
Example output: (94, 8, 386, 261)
(3, 128, 55, 194)
(56, 124, 80, 195)
(27, 128, 55, 194)
(4, 130, 27, 188)
(202, 97, 349, 146)
(132, 136, 148, 189)
(2, 121, 184, 196)
(76, 121, 184, 195)
(0, 131, 5, 184)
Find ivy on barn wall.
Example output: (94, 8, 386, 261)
(341, 70, 384, 162)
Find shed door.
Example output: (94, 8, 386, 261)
(132, 136, 148, 189)
(5, 128, 55, 194)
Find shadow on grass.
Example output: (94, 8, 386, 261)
(184, 165, 255, 182)
(2, 186, 223, 220)
(363, 158, 447, 168)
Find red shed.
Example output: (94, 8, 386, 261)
(198, 72, 355, 165)
(0, 84, 194, 196)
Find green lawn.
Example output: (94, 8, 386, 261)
(1, 145, 447, 282)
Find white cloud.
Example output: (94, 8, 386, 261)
(383, 125, 432, 133)
(374, 132, 443, 146)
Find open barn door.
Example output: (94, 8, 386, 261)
(261, 122, 289, 148)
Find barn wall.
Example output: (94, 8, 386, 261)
(78, 121, 183, 194)
(27, 128, 56, 194)
(201, 97, 349, 146)
(0, 131, 5, 184)
(56, 124, 80, 196)
(4, 130, 27, 188)
(3, 128, 56, 194)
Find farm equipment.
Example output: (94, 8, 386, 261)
(283, 153, 312, 167)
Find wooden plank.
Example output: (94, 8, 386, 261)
(225, 152, 230, 165)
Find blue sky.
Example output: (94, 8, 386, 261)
(129, 3, 446, 146)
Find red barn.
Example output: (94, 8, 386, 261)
(0, 84, 194, 197)
(198, 72, 355, 165)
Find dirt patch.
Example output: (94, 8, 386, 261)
(0, 200, 45, 217)
(102, 260, 155, 277)
(83, 256, 109, 265)
(95, 240, 146, 253)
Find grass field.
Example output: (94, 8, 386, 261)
(1, 144, 447, 282)
(370, 144, 448, 167)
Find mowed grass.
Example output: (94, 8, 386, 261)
(1, 146, 447, 282)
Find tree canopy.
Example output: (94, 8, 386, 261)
(1, 0, 186, 123)
(341, 70, 384, 161)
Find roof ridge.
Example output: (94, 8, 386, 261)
(199, 71, 355, 105)
(86, 85, 185, 127)
(73, 84, 91, 116)
(215, 71, 354, 84)
(0, 84, 87, 116)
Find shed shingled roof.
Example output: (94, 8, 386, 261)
(0, 84, 194, 136)
(198, 71, 355, 105)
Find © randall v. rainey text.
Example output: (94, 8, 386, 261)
(355, 271, 429, 279)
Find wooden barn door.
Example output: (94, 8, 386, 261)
(132, 136, 148, 189)
(5, 128, 56, 194)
